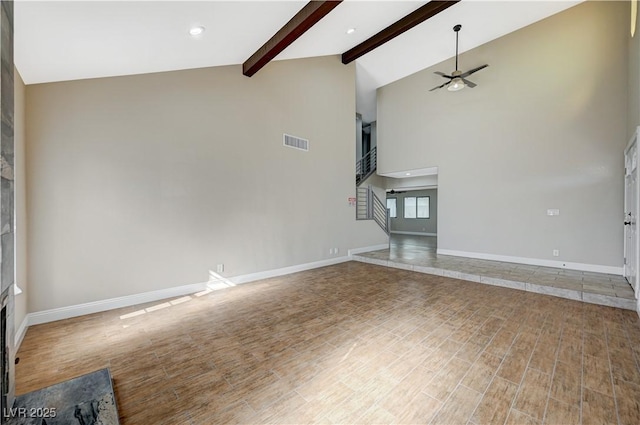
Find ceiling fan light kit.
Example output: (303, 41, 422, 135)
(431, 24, 489, 92)
(448, 77, 465, 92)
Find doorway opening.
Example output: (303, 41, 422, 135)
(382, 168, 438, 262)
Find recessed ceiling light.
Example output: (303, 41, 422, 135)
(189, 26, 205, 37)
(405, 172, 411, 176)
(346, 28, 356, 35)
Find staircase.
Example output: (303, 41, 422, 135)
(356, 146, 377, 186)
(355, 146, 388, 234)
(356, 185, 389, 234)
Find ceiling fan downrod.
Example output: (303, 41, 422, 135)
(453, 24, 461, 71)
(429, 23, 488, 92)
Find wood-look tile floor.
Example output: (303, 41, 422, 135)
(16, 262, 640, 424)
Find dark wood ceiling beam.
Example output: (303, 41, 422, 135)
(243, 1, 343, 77)
(341, 0, 460, 64)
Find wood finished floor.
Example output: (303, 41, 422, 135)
(16, 262, 640, 424)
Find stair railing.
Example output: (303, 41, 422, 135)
(355, 185, 389, 234)
(371, 191, 390, 235)
(356, 186, 370, 220)
(356, 146, 377, 186)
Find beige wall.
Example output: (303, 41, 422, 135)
(378, 1, 627, 268)
(14, 69, 27, 331)
(26, 55, 386, 312)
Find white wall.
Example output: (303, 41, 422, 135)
(378, 1, 627, 269)
(629, 2, 640, 141)
(14, 69, 27, 333)
(25, 55, 387, 312)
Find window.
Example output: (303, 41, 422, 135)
(417, 196, 430, 218)
(404, 196, 430, 219)
(386, 198, 397, 218)
(404, 197, 416, 218)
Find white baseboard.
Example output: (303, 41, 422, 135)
(437, 249, 623, 276)
(229, 256, 350, 285)
(27, 281, 208, 327)
(390, 231, 437, 237)
(348, 244, 388, 256)
(15, 316, 29, 350)
(19, 254, 364, 332)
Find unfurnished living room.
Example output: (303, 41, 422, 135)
(1, 0, 640, 424)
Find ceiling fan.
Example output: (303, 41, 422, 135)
(430, 24, 489, 92)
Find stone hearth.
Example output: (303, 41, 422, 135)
(6, 369, 119, 425)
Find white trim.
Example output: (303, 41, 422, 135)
(379, 166, 438, 178)
(437, 249, 623, 276)
(388, 185, 438, 192)
(27, 282, 208, 326)
(22, 254, 363, 327)
(229, 256, 350, 285)
(390, 231, 437, 237)
(625, 126, 640, 154)
(348, 244, 388, 256)
(625, 127, 640, 317)
(15, 315, 29, 350)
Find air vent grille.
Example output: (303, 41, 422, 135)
(283, 134, 309, 151)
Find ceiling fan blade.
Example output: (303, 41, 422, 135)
(459, 64, 489, 78)
(429, 81, 451, 91)
(434, 71, 454, 79)
(461, 78, 476, 88)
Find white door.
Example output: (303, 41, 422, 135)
(624, 132, 639, 296)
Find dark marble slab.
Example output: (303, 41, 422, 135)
(5, 369, 119, 425)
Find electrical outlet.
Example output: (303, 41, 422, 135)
(552, 250, 559, 257)
(216, 264, 224, 273)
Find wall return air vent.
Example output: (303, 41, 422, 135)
(283, 134, 309, 151)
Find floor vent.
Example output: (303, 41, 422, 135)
(283, 134, 309, 151)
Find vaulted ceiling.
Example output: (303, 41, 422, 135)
(15, 1, 582, 122)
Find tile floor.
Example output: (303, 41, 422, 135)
(15, 262, 640, 424)
(355, 235, 636, 310)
